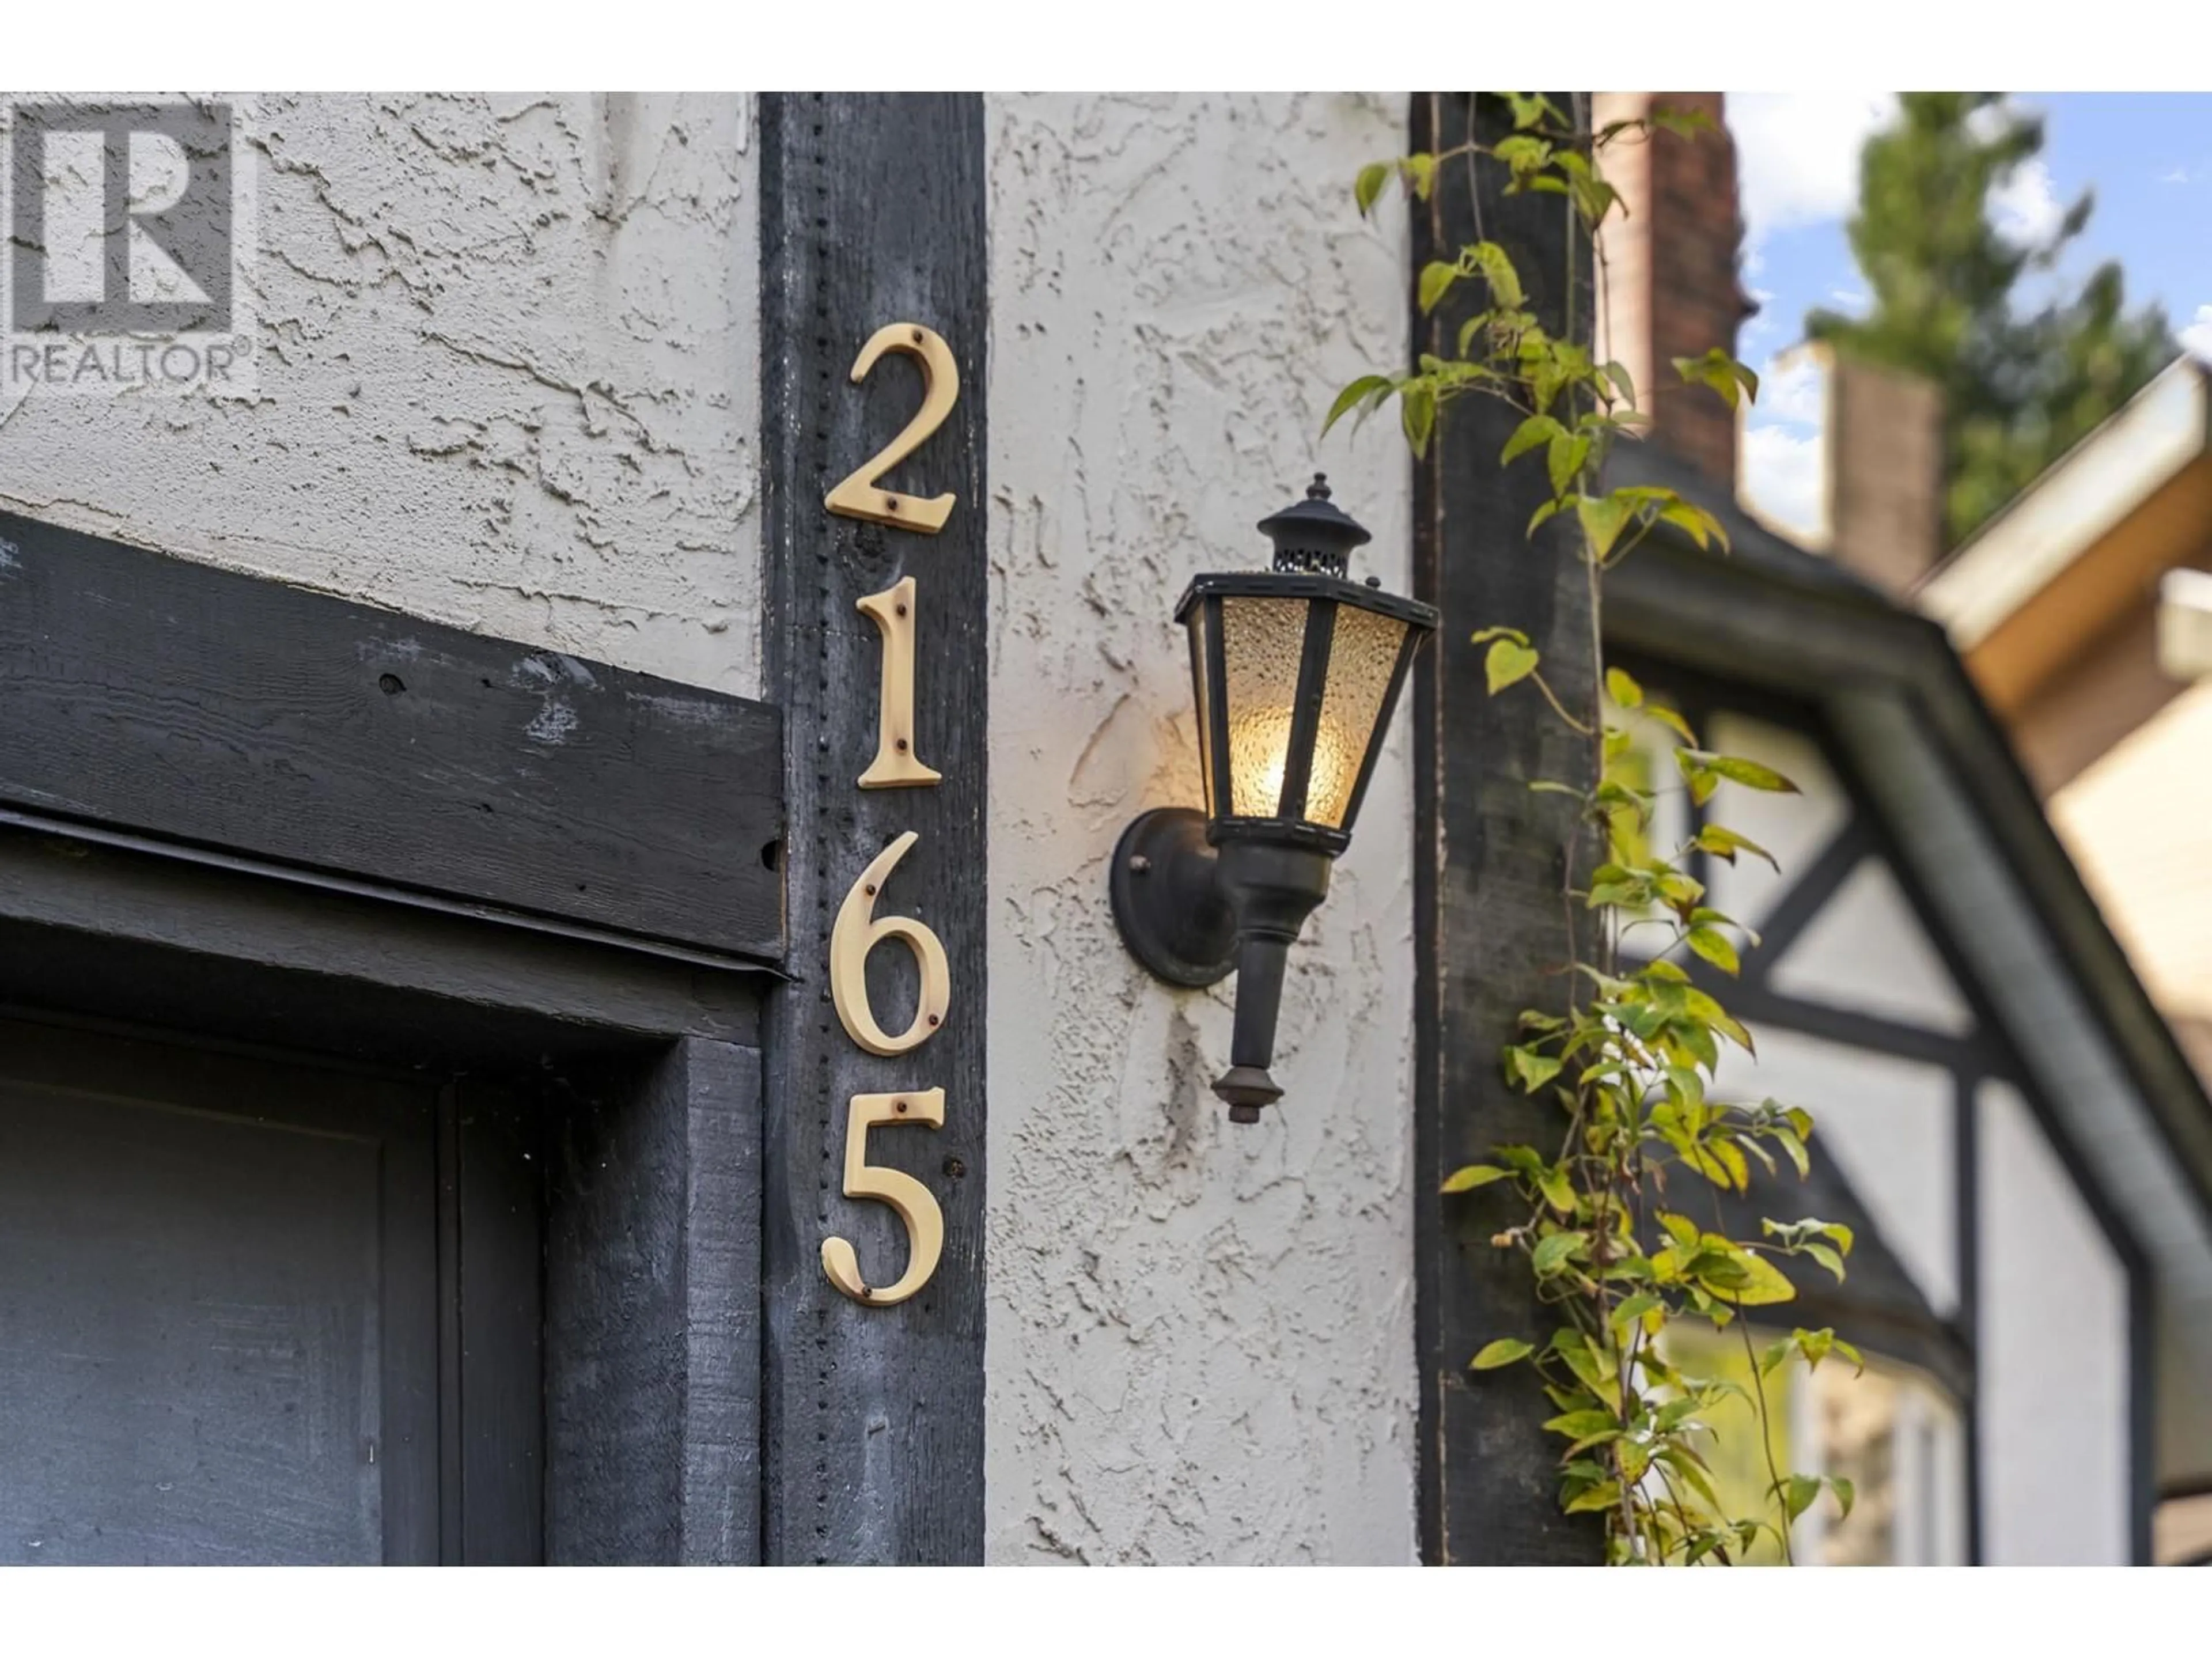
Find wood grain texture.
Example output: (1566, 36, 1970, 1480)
(1411, 91, 1605, 1566)
(0, 509, 784, 959)
(759, 92, 988, 1565)
(543, 1037, 764, 1565)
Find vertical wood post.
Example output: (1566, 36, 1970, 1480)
(1411, 90, 1605, 1565)
(757, 93, 990, 1565)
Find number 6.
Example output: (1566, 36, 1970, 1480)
(830, 831, 951, 1055)
(822, 1089, 946, 1305)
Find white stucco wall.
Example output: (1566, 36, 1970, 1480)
(0, 92, 761, 695)
(1979, 1079, 2131, 1565)
(982, 92, 1418, 1563)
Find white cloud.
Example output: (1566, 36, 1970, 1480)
(1741, 423, 1829, 547)
(1990, 158, 2064, 247)
(1728, 93, 1897, 251)
(2181, 304, 2212, 361)
(1759, 350, 1829, 426)
(1826, 285, 1871, 315)
(2161, 166, 2192, 185)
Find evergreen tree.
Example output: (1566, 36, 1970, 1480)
(1808, 92, 2175, 548)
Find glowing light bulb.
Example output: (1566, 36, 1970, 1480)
(1231, 707, 1356, 823)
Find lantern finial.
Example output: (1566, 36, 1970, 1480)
(1258, 474, 1372, 577)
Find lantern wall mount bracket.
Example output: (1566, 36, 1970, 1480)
(1108, 475, 1437, 1124)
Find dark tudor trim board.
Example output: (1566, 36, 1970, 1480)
(0, 512, 784, 1564)
(1603, 444, 2212, 1565)
(758, 92, 990, 1565)
(1411, 90, 1604, 1566)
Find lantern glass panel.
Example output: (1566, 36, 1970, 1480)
(1187, 612, 1217, 817)
(1220, 594, 1312, 818)
(1308, 604, 1411, 828)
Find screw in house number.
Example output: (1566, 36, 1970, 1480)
(823, 322, 960, 533)
(821, 319, 964, 1309)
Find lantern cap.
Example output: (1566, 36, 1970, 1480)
(1258, 474, 1372, 578)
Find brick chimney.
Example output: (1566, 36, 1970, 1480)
(1592, 92, 1755, 491)
(1825, 349, 1946, 596)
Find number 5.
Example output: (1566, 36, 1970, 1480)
(822, 1088, 946, 1305)
(824, 323, 959, 533)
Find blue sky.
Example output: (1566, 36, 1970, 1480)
(1729, 93, 2212, 540)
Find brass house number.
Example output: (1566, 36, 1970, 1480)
(820, 321, 957, 1307)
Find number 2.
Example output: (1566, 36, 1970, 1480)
(824, 323, 959, 533)
(821, 1088, 946, 1305)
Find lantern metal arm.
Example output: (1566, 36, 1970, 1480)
(1111, 475, 1438, 1124)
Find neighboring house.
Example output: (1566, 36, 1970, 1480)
(0, 90, 2203, 1568)
(1604, 94, 2212, 1565)
(1904, 354, 2212, 1563)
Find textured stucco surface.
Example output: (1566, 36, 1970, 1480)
(0, 93, 760, 695)
(983, 92, 1418, 1563)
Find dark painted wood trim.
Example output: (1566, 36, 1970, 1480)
(543, 1038, 764, 1565)
(1953, 1067, 1986, 1566)
(0, 510, 785, 961)
(1412, 89, 1603, 1566)
(758, 92, 989, 1566)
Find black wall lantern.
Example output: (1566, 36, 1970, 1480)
(1110, 475, 1438, 1122)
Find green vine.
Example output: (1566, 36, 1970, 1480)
(1334, 93, 1863, 1565)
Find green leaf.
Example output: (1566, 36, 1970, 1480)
(1400, 379, 1437, 459)
(1402, 153, 1438, 203)
(1354, 161, 1391, 216)
(1604, 666, 1643, 710)
(1719, 1247, 1796, 1306)
(1485, 639, 1540, 695)
(1468, 624, 1530, 646)
(1527, 495, 1567, 538)
(1501, 413, 1565, 466)
(1536, 1165, 1576, 1216)
(1600, 359, 1638, 408)
(1440, 1163, 1510, 1194)
(1547, 433, 1592, 497)
(1694, 824, 1778, 871)
(1610, 1291, 1662, 1334)
(1543, 1409, 1619, 1440)
(1776, 1473, 1823, 1525)
(1659, 499, 1730, 554)
(1771, 1125, 1811, 1179)
(1417, 260, 1458, 316)
(1504, 1044, 1563, 1093)
(1672, 346, 1760, 410)
(1576, 493, 1634, 560)
(1469, 240, 1524, 309)
(1699, 753, 1801, 794)
(1322, 374, 1393, 438)
(1531, 1230, 1586, 1276)
(1803, 1241, 1847, 1282)
(1685, 925, 1740, 976)
(1830, 1476, 1856, 1521)
(1563, 1480, 1623, 1516)
(1470, 1337, 1533, 1370)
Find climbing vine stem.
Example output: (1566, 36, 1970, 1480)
(1332, 93, 1863, 1565)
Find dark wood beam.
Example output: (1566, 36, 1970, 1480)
(1412, 90, 1604, 1565)
(757, 93, 990, 1565)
